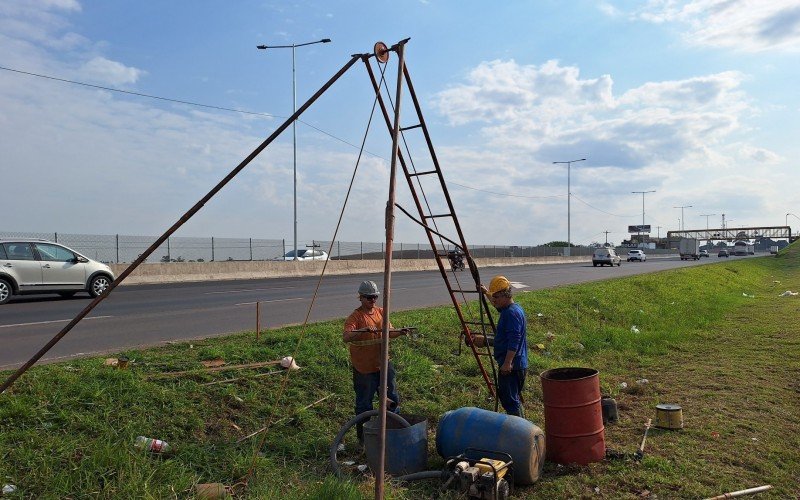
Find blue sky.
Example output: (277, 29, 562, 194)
(2, 0, 799, 247)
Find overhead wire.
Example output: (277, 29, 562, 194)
(0, 64, 570, 205)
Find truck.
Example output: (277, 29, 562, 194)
(679, 238, 701, 260)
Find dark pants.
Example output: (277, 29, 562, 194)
(497, 369, 526, 417)
(353, 362, 400, 442)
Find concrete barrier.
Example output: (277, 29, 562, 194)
(110, 256, 592, 285)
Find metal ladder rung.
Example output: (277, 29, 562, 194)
(400, 124, 422, 131)
(423, 213, 453, 219)
(408, 170, 438, 177)
(449, 289, 481, 294)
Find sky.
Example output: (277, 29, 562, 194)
(2, 0, 799, 248)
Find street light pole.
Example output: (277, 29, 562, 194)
(631, 190, 655, 243)
(553, 158, 586, 256)
(699, 213, 716, 231)
(673, 205, 692, 232)
(257, 38, 331, 260)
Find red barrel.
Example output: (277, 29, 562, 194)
(540, 367, 605, 464)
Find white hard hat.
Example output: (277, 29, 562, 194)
(358, 281, 380, 296)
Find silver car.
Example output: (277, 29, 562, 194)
(0, 239, 115, 304)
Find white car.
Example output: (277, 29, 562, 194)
(592, 248, 621, 267)
(0, 239, 115, 304)
(627, 250, 646, 262)
(278, 249, 329, 261)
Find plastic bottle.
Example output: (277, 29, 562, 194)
(134, 436, 170, 453)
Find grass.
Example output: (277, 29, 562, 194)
(1, 244, 799, 498)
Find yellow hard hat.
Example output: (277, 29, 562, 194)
(487, 275, 511, 295)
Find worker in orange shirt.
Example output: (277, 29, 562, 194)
(343, 280, 409, 444)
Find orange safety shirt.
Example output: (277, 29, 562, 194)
(344, 306, 392, 374)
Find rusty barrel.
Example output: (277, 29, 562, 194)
(540, 367, 605, 464)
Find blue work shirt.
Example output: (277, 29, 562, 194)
(493, 302, 529, 370)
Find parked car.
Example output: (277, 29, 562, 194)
(699, 250, 709, 258)
(0, 239, 115, 305)
(592, 247, 621, 267)
(278, 248, 329, 261)
(718, 249, 730, 258)
(627, 250, 647, 262)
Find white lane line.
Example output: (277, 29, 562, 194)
(205, 286, 297, 295)
(235, 298, 306, 306)
(0, 315, 113, 329)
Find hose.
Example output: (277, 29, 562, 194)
(329, 410, 410, 478)
(395, 470, 443, 482)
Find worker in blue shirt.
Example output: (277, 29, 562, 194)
(482, 275, 528, 417)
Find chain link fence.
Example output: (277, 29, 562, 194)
(2, 231, 674, 264)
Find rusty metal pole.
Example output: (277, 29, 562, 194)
(0, 53, 362, 395)
(256, 301, 261, 341)
(375, 39, 406, 500)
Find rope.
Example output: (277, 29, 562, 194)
(240, 59, 390, 486)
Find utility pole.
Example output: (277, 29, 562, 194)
(603, 230, 610, 246)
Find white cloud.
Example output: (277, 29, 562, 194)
(630, 0, 800, 52)
(433, 59, 750, 172)
(80, 56, 145, 85)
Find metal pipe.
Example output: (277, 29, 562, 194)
(0, 53, 362, 394)
(376, 38, 407, 500)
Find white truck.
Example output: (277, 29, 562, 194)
(679, 238, 701, 260)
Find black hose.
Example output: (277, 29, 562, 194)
(395, 470, 443, 482)
(329, 410, 410, 478)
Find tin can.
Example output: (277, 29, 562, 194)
(654, 404, 683, 429)
(134, 436, 171, 453)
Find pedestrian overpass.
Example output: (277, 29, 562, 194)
(667, 226, 793, 242)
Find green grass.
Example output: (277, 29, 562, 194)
(2, 244, 799, 498)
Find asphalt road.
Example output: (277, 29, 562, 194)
(0, 255, 753, 369)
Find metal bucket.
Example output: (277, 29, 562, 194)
(601, 396, 618, 425)
(363, 414, 428, 476)
(540, 367, 605, 465)
(655, 404, 683, 429)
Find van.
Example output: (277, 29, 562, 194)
(592, 248, 621, 267)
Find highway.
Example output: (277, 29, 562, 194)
(0, 255, 752, 369)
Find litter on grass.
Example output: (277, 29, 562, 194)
(779, 290, 798, 297)
(742, 293, 755, 298)
(631, 325, 640, 333)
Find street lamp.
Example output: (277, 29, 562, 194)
(257, 38, 332, 260)
(787, 213, 797, 226)
(673, 205, 692, 232)
(553, 158, 586, 256)
(699, 213, 716, 231)
(631, 190, 656, 242)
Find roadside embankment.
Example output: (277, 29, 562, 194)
(109, 255, 595, 284)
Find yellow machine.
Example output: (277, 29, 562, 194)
(442, 448, 514, 500)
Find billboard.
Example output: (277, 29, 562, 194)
(628, 225, 651, 233)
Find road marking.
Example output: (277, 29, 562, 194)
(205, 286, 297, 295)
(0, 315, 113, 329)
(235, 298, 306, 306)
(510, 281, 529, 289)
